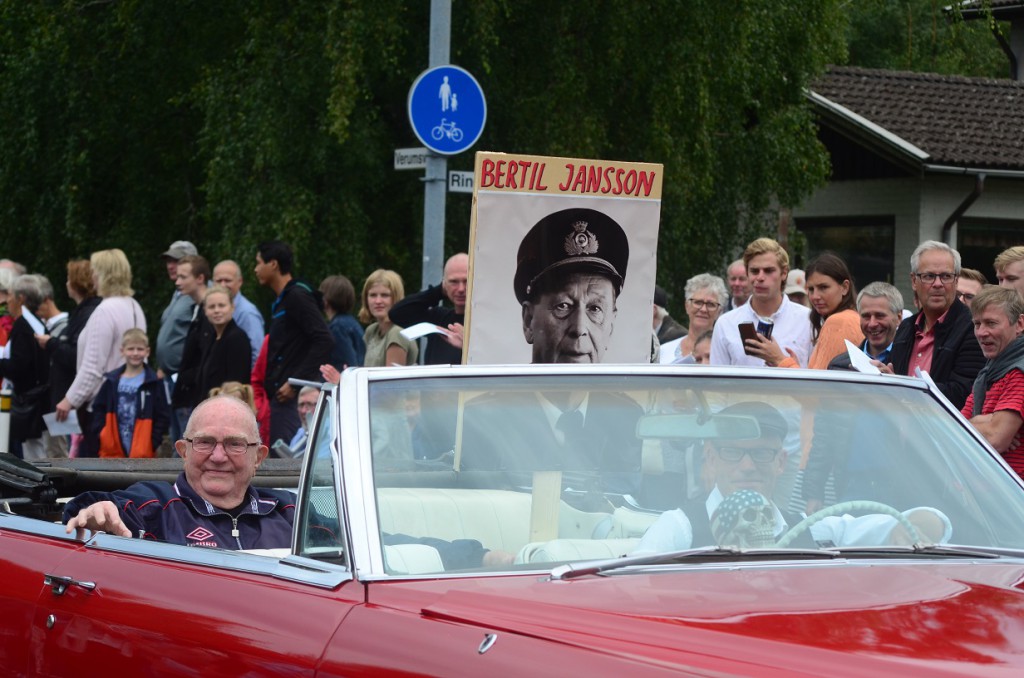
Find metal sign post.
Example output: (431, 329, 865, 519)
(406, 0, 487, 289)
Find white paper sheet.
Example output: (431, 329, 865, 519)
(43, 410, 81, 436)
(845, 339, 881, 375)
(20, 307, 45, 336)
(399, 322, 446, 341)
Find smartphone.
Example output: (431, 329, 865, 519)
(738, 322, 758, 356)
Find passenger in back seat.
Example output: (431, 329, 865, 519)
(64, 395, 514, 568)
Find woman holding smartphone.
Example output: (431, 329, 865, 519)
(746, 252, 863, 369)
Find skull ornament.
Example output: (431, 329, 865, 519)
(710, 489, 776, 548)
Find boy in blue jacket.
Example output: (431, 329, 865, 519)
(88, 328, 170, 458)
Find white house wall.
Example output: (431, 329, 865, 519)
(794, 174, 1024, 304)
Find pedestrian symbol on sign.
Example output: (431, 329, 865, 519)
(439, 76, 452, 111)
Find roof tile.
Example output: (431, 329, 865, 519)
(812, 66, 1024, 170)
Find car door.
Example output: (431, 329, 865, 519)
(30, 539, 359, 677)
(0, 515, 83, 676)
(31, 389, 358, 676)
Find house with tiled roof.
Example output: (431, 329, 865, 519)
(792, 65, 1024, 300)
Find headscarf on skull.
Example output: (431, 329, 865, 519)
(710, 489, 777, 548)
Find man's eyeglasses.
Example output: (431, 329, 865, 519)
(715, 446, 780, 463)
(914, 272, 957, 285)
(186, 437, 258, 455)
(956, 291, 976, 303)
(687, 299, 721, 311)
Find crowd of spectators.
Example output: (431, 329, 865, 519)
(0, 240, 474, 461)
(3, 233, 1024, 493)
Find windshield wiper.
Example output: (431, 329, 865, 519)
(547, 542, 1014, 581)
(549, 546, 840, 581)
(831, 543, 1003, 559)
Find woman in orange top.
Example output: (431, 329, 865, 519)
(748, 252, 863, 369)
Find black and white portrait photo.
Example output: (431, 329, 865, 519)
(465, 152, 663, 364)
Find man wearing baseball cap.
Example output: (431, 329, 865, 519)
(515, 208, 629, 364)
(784, 269, 808, 307)
(156, 240, 199, 440)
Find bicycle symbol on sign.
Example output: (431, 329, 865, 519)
(431, 119, 464, 143)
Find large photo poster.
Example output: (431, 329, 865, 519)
(464, 152, 663, 364)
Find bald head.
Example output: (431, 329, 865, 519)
(443, 253, 469, 313)
(175, 395, 268, 508)
(213, 260, 244, 298)
(185, 395, 261, 443)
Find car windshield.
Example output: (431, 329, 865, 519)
(364, 371, 1024, 575)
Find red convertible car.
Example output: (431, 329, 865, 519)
(4, 364, 1024, 676)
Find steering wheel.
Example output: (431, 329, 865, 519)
(775, 500, 921, 548)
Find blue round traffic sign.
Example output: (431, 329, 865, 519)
(408, 65, 486, 155)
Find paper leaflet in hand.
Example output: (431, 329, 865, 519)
(399, 322, 447, 341)
(845, 339, 881, 375)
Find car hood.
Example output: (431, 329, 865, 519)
(377, 559, 1024, 674)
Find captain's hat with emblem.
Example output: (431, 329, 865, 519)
(514, 208, 629, 303)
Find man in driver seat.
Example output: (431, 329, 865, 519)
(635, 401, 951, 553)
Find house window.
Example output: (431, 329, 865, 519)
(958, 219, 1024, 282)
(793, 216, 895, 287)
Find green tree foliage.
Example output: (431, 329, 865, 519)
(0, 1, 848, 325)
(845, 0, 1009, 77)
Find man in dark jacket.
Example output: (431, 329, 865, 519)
(879, 241, 984, 410)
(65, 396, 291, 549)
(254, 241, 333, 443)
(64, 395, 509, 568)
(389, 252, 467, 365)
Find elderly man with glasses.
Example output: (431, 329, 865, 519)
(64, 395, 291, 549)
(63, 395, 514, 568)
(877, 240, 984, 410)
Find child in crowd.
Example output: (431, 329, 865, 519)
(209, 381, 257, 415)
(88, 328, 169, 458)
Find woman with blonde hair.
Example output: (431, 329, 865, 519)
(55, 249, 146, 457)
(359, 269, 418, 367)
(173, 285, 251, 412)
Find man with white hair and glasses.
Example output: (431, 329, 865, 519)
(64, 396, 292, 549)
(878, 240, 983, 410)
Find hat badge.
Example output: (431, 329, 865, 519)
(564, 221, 599, 257)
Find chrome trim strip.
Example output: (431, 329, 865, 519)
(0, 513, 80, 540)
(87, 533, 351, 588)
(0, 513, 350, 588)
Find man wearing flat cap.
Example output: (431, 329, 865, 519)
(515, 208, 629, 364)
(157, 240, 200, 441)
(635, 401, 950, 552)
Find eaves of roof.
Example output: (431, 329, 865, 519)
(949, 0, 1024, 21)
(808, 66, 1024, 177)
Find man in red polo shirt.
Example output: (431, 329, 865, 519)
(962, 286, 1024, 477)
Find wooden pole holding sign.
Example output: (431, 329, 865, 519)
(529, 471, 563, 544)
